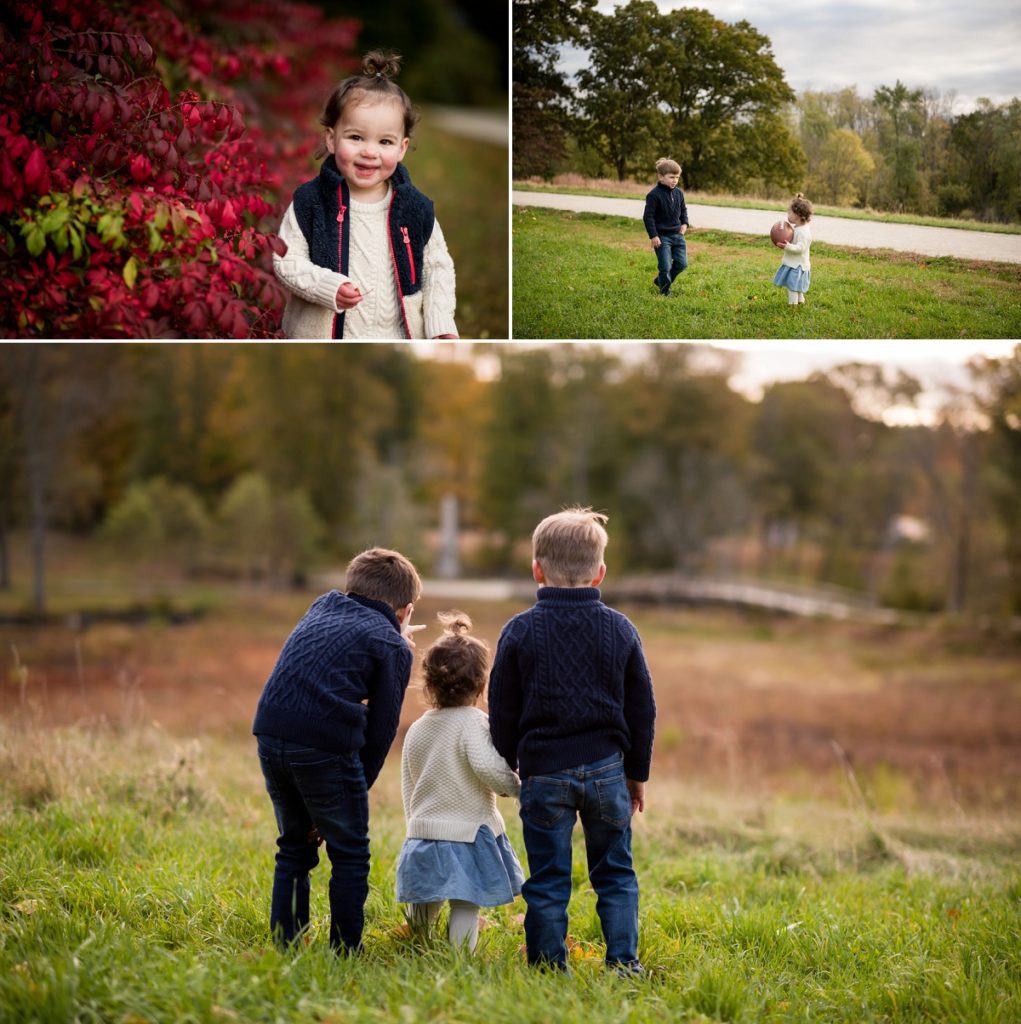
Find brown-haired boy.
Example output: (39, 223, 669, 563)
(253, 547, 423, 952)
(488, 508, 656, 974)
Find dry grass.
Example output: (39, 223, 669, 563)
(4, 588, 1020, 813)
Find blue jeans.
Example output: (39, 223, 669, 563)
(519, 754, 639, 969)
(655, 232, 687, 293)
(256, 735, 370, 952)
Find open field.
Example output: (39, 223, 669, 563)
(512, 207, 1021, 339)
(514, 178, 1021, 236)
(3, 553, 1020, 1021)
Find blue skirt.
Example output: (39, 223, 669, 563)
(396, 826, 524, 907)
(773, 265, 810, 292)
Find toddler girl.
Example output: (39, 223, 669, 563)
(396, 612, 523, 952)
(773, 193, 813, 307)
(273, 50, 458, 339)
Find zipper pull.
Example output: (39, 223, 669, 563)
(337, 204, 346, 224)
(400, 225, 410, 244)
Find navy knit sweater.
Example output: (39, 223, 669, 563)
(643, 181, 689, 238)
(488, 587, 656, 781)
(252, 590, 412, 788)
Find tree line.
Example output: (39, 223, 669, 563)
(2, 343, 1020, 620)
(515, 0, 1021, 222)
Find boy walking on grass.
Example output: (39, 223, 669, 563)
(488, 508, 657, 974)
(643, 157, 689, 296)
(253, 547, 423, 953)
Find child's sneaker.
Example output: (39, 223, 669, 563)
(609, 960, 648, 978)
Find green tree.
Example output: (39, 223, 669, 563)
(573, 1, 669, 181)
(874, 80, 925, 210)
(657, 6, 803, 191)
(513, 0, 595, 178)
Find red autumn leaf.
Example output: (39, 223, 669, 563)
(129, 153, 151, 183)
(23, 147, 51, 194)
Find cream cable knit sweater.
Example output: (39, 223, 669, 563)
(779, 223, 812, 272)
(273, 184, 458, 339)
(401, 706, 520, 843)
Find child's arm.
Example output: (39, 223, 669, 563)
(273, 204, 359, 311)
(360, 639, 414, 788)
(400, 736, 414, 822)
(421, 219, 458, 339)
(642, 194, 661, 248)
(465, 714, 521, 798)
(487, 625, 523, 770)
(781, 227, 808, 254)
(621, 633, 656, 787)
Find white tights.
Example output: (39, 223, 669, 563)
(787, 289, 805, 304)
(408, 900, 481, 951)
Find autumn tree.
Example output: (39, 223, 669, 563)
(810, 127, 875, 205)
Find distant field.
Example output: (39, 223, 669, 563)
(514, 178, 1021, 236)
(512, 206, 1021, 339)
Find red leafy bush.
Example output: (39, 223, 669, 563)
(0, 0, 360, 337)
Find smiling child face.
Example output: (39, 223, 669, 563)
(326, 97, 410, 201)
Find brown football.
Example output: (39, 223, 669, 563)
(770, 220, 794, 247)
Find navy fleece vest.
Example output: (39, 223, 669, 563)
(291, 156, 435, 338)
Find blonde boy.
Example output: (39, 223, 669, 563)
(488, 508, 656, 973)
(642, 157, 689, 296)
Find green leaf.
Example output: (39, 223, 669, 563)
(68, 224, 84, 261)
(153, 203, 169, 231)
(122, 255, 138, 289)
(26, 225, 46, 257)
(39, 208, 69, 235)
(147, 222, 165, 254)
(54, 223, 69, 254)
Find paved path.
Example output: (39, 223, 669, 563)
(312, 574, 897, 623)
(429, 105, 507, 147)
(513, 190, 1021, 264)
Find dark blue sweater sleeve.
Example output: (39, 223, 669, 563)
(678, 190, 689, 227)
(622, 635, 656, 781)
(642, 191, 658, 238)
(359, 639, 412, 788)
(488, 624, 523, 770)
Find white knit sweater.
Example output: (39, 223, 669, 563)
(779, 223, 812, 272)
(273, 184, 458, 339)
(401, 706, 520, 843)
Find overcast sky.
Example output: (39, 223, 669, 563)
(421, 342, 1018, 426)
(562, 1, 1021, 112)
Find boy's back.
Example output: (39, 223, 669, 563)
(488, 586, 655, 782)
(253, 589, 412, 783)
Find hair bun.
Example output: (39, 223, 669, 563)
(437, 610, 472, 636)
(362, 49, 402, 80)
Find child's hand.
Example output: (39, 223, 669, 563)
(400, 605, 426, 649)
(680, 225, 687, 235)
(627, 779, 646, 814)
(650, 236, 661, 249)
(336, 282, 365, 310)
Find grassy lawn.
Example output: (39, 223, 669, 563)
(406, 116, 508, 339)
(2, 723, 1019, 1023)
(512, 207, 1021, 339)
(513, 180, 1021, 236)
